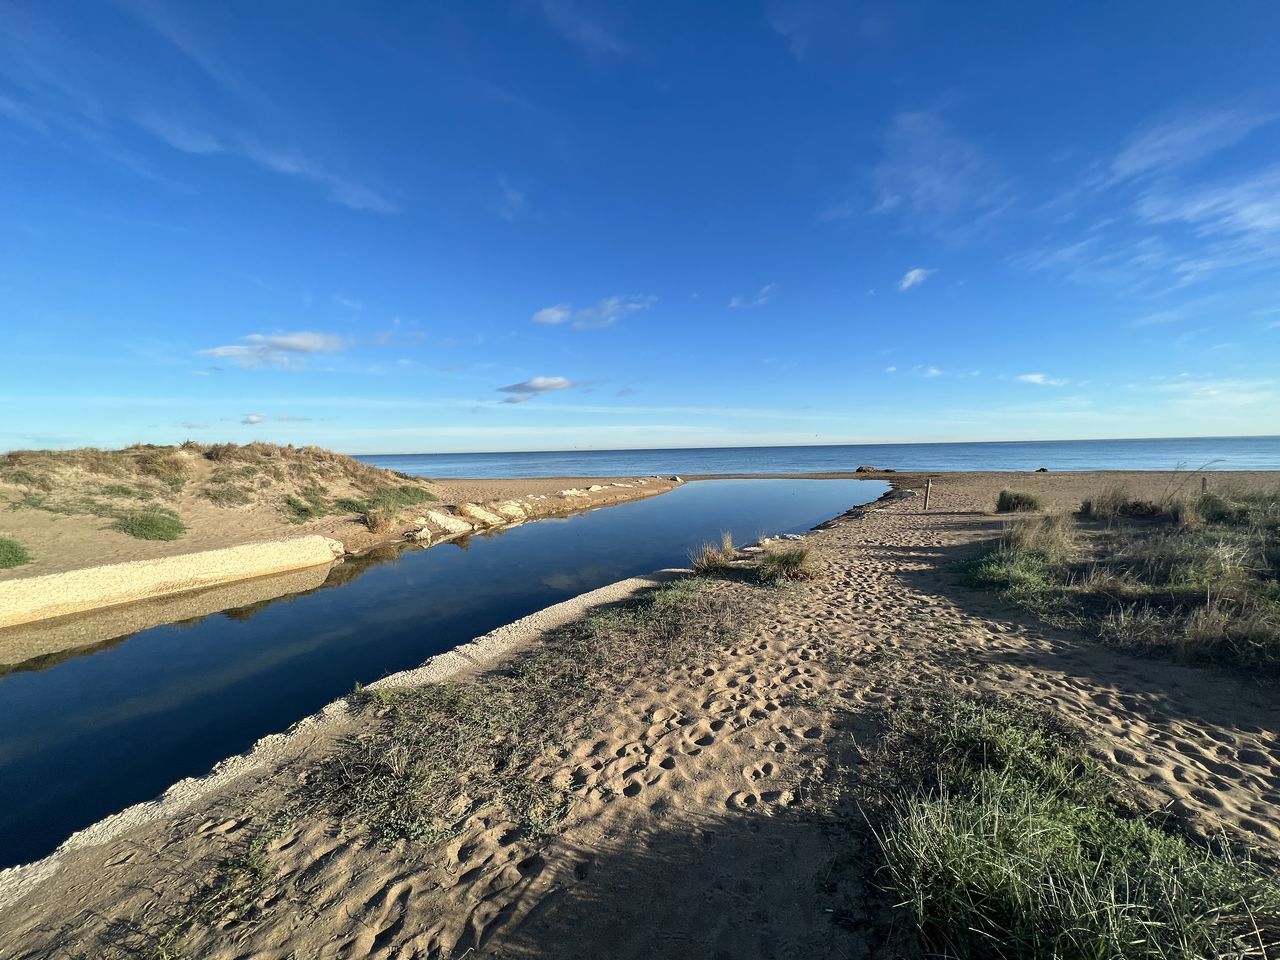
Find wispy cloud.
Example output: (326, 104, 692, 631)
(496, 376, 575, 402)
(729, 284, 776, 308)
(1105, 107, 1277, 186)
(241, 412, 266, 424)
(537, 0, 626, 58)
(333, 294, 365, 311)
(199, 331, 349, 368)
(865, 109, 1012, 239)
(897, 267, 933, 291)
(495, 176, 527, 222)
(884, 365, 897, 373)
(1017, 373, 1071, 386)
(530, 296, 654, 329)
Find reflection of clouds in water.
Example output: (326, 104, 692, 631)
(543, 566, 621, 593)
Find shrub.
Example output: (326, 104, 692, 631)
(363, 507, 396, 534)
(202, 485, 252, 508)
(1082, 486, 1162, 522)
(113, 510, 187, 541)
(996, 489, 1042, 513)
(757, 545, 817, 583)
(1000, 513, 1076, 563)
(135, 450, 187, 491)
(0, 536, 32, 568)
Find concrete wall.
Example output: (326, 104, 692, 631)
(0, 536, 343, 629)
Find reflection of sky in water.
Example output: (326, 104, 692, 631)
(0, 479, 885, 868)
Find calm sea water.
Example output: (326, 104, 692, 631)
(360, 436, 1280, 478)
(0, 478, 885, 868)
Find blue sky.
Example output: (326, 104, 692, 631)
(2, 1, 1278, 454)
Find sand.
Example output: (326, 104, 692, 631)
(2, 471, 1278, 958)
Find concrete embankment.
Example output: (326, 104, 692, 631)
(0, 535, 344, 630)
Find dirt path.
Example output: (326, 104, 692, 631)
(3, 472, 1277, 959)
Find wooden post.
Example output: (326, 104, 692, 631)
(1201, 476, 1208, 495)
(923, 478, 932, 512)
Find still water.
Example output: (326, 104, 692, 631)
(0, 479, 886, 868)
(361, 436, 1280, 478)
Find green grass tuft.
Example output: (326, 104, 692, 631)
(0, 536, 32, 568)
(113, 510, 187, 541)
(873, 692, 1280, 960)
(690, 531, 736, 575)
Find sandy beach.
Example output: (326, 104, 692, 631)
(3, 469, 1277, 957)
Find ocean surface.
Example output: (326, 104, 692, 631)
(0, 478, 885, 868)
(359, 436, 1280, 478)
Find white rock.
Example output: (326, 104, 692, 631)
(587, 484, 607, 492)
(457, 502, 506, 527)
(558, 488, 589, 497)
(492, 500, 528, 522)
(324, 538, 345, 558)
(404, 527, 432, 543)
(424, 509, 475, 535)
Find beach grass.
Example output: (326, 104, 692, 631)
(0, 536, 31, 568)
(757, 544, 817, 583)
(872, 691, 1280, 959)
(113, 510, 187, 541)
(996, 488, 1043, 513)
(690, 530, 736, 574)
(968, 487, 1280, 671)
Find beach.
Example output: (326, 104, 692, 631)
(3, 469, 1278, 957)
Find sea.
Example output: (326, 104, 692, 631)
(358, 436, 1280, 479)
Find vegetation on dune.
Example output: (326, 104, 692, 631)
(0, 536, 32, 568)
(872, 691, 1280, 959)
(690, 530, 737, 574)
(996, 488, 1043, 513)
(0, 442, 437, 535)
(968, 486, 1280, 671)
(113, 510, 187, 541)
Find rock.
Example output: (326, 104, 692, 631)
(424, 509, 474, 535)
(492, 500, 528, 522)
(855, 465, 880, 472)
(886, 489, 917, 500)
(404, 527, 432, 543)
(670, 476, 683, 483)
(781, 533, 806, 541)
(457, 502, 506, 527)
(610, 482, 634, 488)
(558, 488, 589, 497)
(324, 538, 345, 558)
(587, 484, 607, 492)
(1036, 466, 1049, 473)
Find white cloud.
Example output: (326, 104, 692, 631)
(199, 331, 349, 367)
(135, 112, 223, 154)
(497, 376, 575, 397)
(923, 366, 942, 377)
(729, 284, 776, 308)
(241, 413, 266, 424)
(884, 365, 897, 373)
(531, 296, 654, 328)
(897, 267, 933, 291)
(1017, 373, 1071, 386)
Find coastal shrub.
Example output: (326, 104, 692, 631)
(280, 487, 331, 524)
(873, 692, 1280, 960)
(0, 536, 32, 568)
(135, 449, 188, 491)
(995, 488, 1042, 513)
(690, 531, 736, 574)
(1081, 485, 1163, 523)
(757, 545, 817, 583)
(296, 579, 738, 846)
(113, 509, 186, 541)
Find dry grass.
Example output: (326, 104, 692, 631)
(690, 531, 736, 574)
(970, 487, 1280, 672)
(757, 544, 817, 583)
(996, 489, 1042, 513)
